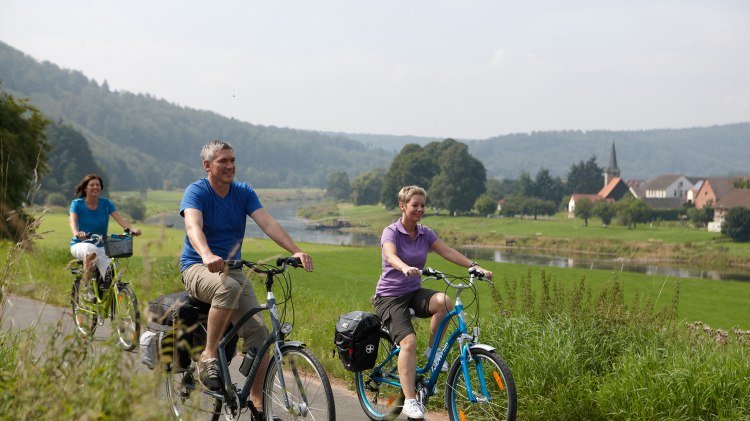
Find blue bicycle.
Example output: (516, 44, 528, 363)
(355, 267, 517, 421)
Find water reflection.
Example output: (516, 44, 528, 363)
(458, 248, 750, 282)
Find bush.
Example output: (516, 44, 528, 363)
(44, 192, 67, 207)
(118, 197, 146, 221)
(722, 207, 750, 242)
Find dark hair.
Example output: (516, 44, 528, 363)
(75, 174, 104, 198)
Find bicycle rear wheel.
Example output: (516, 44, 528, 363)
(165, 364, 224, 420)
(354, 331, 404, 421)
(263, 345, 335, 420)
(114, 283, 140, 351)
(71, 277, 97, 336)
(445, 347, 517, 421)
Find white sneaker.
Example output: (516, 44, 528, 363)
(424, 349, 450, 372)
(402, 399, 425, 419)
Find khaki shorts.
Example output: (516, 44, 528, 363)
(182, 264, 267, 352)
(374, 288, 439, 345)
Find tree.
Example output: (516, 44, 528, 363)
(485, 178, 504, 201)
(350, 168, 385, 206)
(474, 194, 497, 216)
(533, 169, 564, 204)
(38, 121, 105, 202)
(566, 156, 604, 194)
(721, 207, 750, 242)
(617, 199, 651, 229)
(574, 198, 594, 226)
(381, 144, 434, 208)
(0, 92, 50, 239)
(593, 201, 616, 226)
(325, 171, 351, 201)
(687, 206, 714, 228)
(516, 172, 536, 198)
(429, 142, 486, 215)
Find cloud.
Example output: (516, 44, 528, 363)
(487, 48, 506, 68)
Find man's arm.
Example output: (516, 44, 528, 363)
(250, 208, 313, 271)
(183, 208, 224, 273)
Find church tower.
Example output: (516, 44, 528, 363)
(604, 140, 620, 187)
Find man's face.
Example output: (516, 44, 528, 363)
(205, 148, 236, 184)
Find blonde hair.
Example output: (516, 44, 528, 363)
(398, 185, 427, 204)
(201, 140, 233, 162)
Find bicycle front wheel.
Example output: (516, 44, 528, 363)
(445, 347, 517, 421)
(263, 345, 335, 420)
(71, 277, 97, 336)
(165, 364, 224, 420)
(114, 283, 140, 351)
(354, 331, 404, 421)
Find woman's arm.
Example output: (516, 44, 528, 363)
(383, 241, 420, 277)
(110, 211, 141, 235)
(68, 212, 86, 240)
(431, 239, 493, 279)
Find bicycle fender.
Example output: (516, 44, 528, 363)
(280, 341, 306, 350)
(469, 343, 496, 353)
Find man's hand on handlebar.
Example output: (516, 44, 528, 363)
(203, 253, 225, 273)
(291, 252, 314, 272)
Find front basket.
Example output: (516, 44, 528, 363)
(105, 234, 133, 258)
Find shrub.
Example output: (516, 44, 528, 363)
(722, 206, 750, 242)
(44, 192, 67, 207)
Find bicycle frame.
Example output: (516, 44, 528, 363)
(369, 272, 493, 403)
(214, 261, 309, 414)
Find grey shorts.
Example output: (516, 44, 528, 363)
(182, 264, 267, 352)
(374, 288, 439, 345)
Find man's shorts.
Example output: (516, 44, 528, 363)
(374, 288, 439, 344)
(182, 264, 267, 352)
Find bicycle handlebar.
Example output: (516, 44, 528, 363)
(225, 257, 303, 274)
(421, 266, 493, 289)
(79, 228, 134, 245)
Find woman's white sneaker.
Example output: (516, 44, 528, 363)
(402, 398, 425, 419)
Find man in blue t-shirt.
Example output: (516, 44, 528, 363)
(180, 140, 313, 412)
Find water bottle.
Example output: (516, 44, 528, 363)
(239, 347, 257, 376)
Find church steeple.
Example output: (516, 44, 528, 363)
(604, 140, 620, 187)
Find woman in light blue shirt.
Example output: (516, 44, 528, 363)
(68, 174, 140, 279)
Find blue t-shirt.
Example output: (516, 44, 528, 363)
(69, 198, 117, 246)
(179, 178, 263, 272)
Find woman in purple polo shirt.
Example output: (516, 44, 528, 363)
(373, 185, 492, 419)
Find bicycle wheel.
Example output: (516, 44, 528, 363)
(114, 283, 140, 351)
(264, 345, 335, 420)
(445, 347, 517, 421)
(355, 331, 404, 421)
(165, 364, 224, 421)
(71, 277, 97, 336)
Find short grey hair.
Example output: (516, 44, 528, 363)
(201, 140, 233, 162)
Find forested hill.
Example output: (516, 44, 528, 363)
(338, 124, 750, 181)
(0, 41, 393, 190)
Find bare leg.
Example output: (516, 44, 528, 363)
(398, 333, 418, 400)
(202, 307, 234, 359)
(250, 352, 271, 408)
(428, 293, 453, 346)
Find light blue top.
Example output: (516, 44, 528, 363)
(179, 178, 263, 272)
(69, 198, 117, 246)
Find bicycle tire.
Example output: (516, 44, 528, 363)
(263, 345, 335, 421)
(354, 331, 404, 421)
(71, 277, 97, 336)
(445, 347, 517, 421)
(114, 283, 140, 351)
(165, 363, 224, 420)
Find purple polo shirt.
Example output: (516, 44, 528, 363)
(376, 220, 439, 297)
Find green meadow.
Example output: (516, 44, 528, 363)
(2, 201, 750, 419)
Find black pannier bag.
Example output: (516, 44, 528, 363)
(334, 311, 382, 372)
(140, 291, 237, 372)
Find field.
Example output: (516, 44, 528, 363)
(2, 200, 750, 419)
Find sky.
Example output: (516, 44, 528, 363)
(1, 0, 749, 139)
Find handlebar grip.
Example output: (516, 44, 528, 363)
(277, 257, 302, 268)
(422, 267, 438, 277)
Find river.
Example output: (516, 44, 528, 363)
(150, 199, 750, 282)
